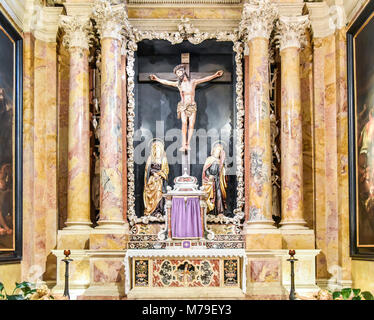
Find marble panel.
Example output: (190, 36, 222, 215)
(90, 233, 129, 250)
(92, 260, 125, 284)
(249, 259, 280, 283)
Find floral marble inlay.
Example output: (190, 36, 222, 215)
(134, 259, 149, 287)
(152, 259, 220, 287)
(223, 259, 239, 286)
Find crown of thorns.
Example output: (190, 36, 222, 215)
(173, 64, 186, 74)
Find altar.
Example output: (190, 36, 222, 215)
(124, 249, 246, 299)
(157, 170, 215, 241)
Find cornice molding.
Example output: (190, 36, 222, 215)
(63, 2, 93, 17)
(275, 2, 305, 17)
(127, 0, 242, 3)
(0, 0, 25, 31)
(129, 18, 239, 32)
(23, 0, 42, 33)
(347, 0, 369, 28)
(2, 0, 355, 43)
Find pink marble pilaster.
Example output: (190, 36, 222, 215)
(23, 38, 59, 281)
(335, 28, 351, 284)
(22, 33, 35, 278)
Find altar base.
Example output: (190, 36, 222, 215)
(124, 248, 247, 299)
(127, 287, 245, 299)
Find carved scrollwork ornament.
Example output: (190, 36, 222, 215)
(59, 15, 94, 52)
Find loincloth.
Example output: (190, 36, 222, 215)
(177, 101, 197, 119)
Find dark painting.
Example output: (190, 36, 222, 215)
(349, 1, 374, 259)
(355, 13, 374, 247)
(0, 23, 14, 251)
(0, 10, 22, 262)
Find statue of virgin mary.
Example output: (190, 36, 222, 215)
(202, 143, 227, 215)
(143, 140, 169, 216)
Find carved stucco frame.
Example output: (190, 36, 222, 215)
(125, 19, 245, 229)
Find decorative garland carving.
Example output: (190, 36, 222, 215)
(125, 18, 245, 229)
(126, 48, 137, 223)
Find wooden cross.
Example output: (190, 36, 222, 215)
(139, 52, 231, 175)
(138, 52, 231, 83)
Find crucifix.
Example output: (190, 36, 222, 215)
(140, 53, 231, 175)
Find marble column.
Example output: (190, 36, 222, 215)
(240, 1, 277, 228)
(277, 16, 310, 229)
(93, 1, 126, 229)
(59, 16, 93, 230)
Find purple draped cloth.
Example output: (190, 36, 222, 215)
(171, 197, 202, 238)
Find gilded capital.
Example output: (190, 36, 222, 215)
(92, 0, 129, 41)
(239, 0, 278, 42)
(276, 15, 310, 51)
(59, 15, 93, 51)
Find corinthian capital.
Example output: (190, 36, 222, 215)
(59, 15, 93, 51)
(92, 0, 129, 41)
(239, 0, 278, 41)
(276, 15, 310, 51)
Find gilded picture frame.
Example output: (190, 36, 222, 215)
(348, 0, 374, 259)
(0, 9, 23, 263)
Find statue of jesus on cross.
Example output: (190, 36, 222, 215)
(150, 64, 224, 152)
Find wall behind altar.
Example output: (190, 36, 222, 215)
(0, 0, 372, 294)
(352, 260, 374, 291)
(0, 264, 21, 291)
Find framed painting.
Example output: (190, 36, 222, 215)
(348, 0, 374, 259)
(0, 9, 22, 263)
